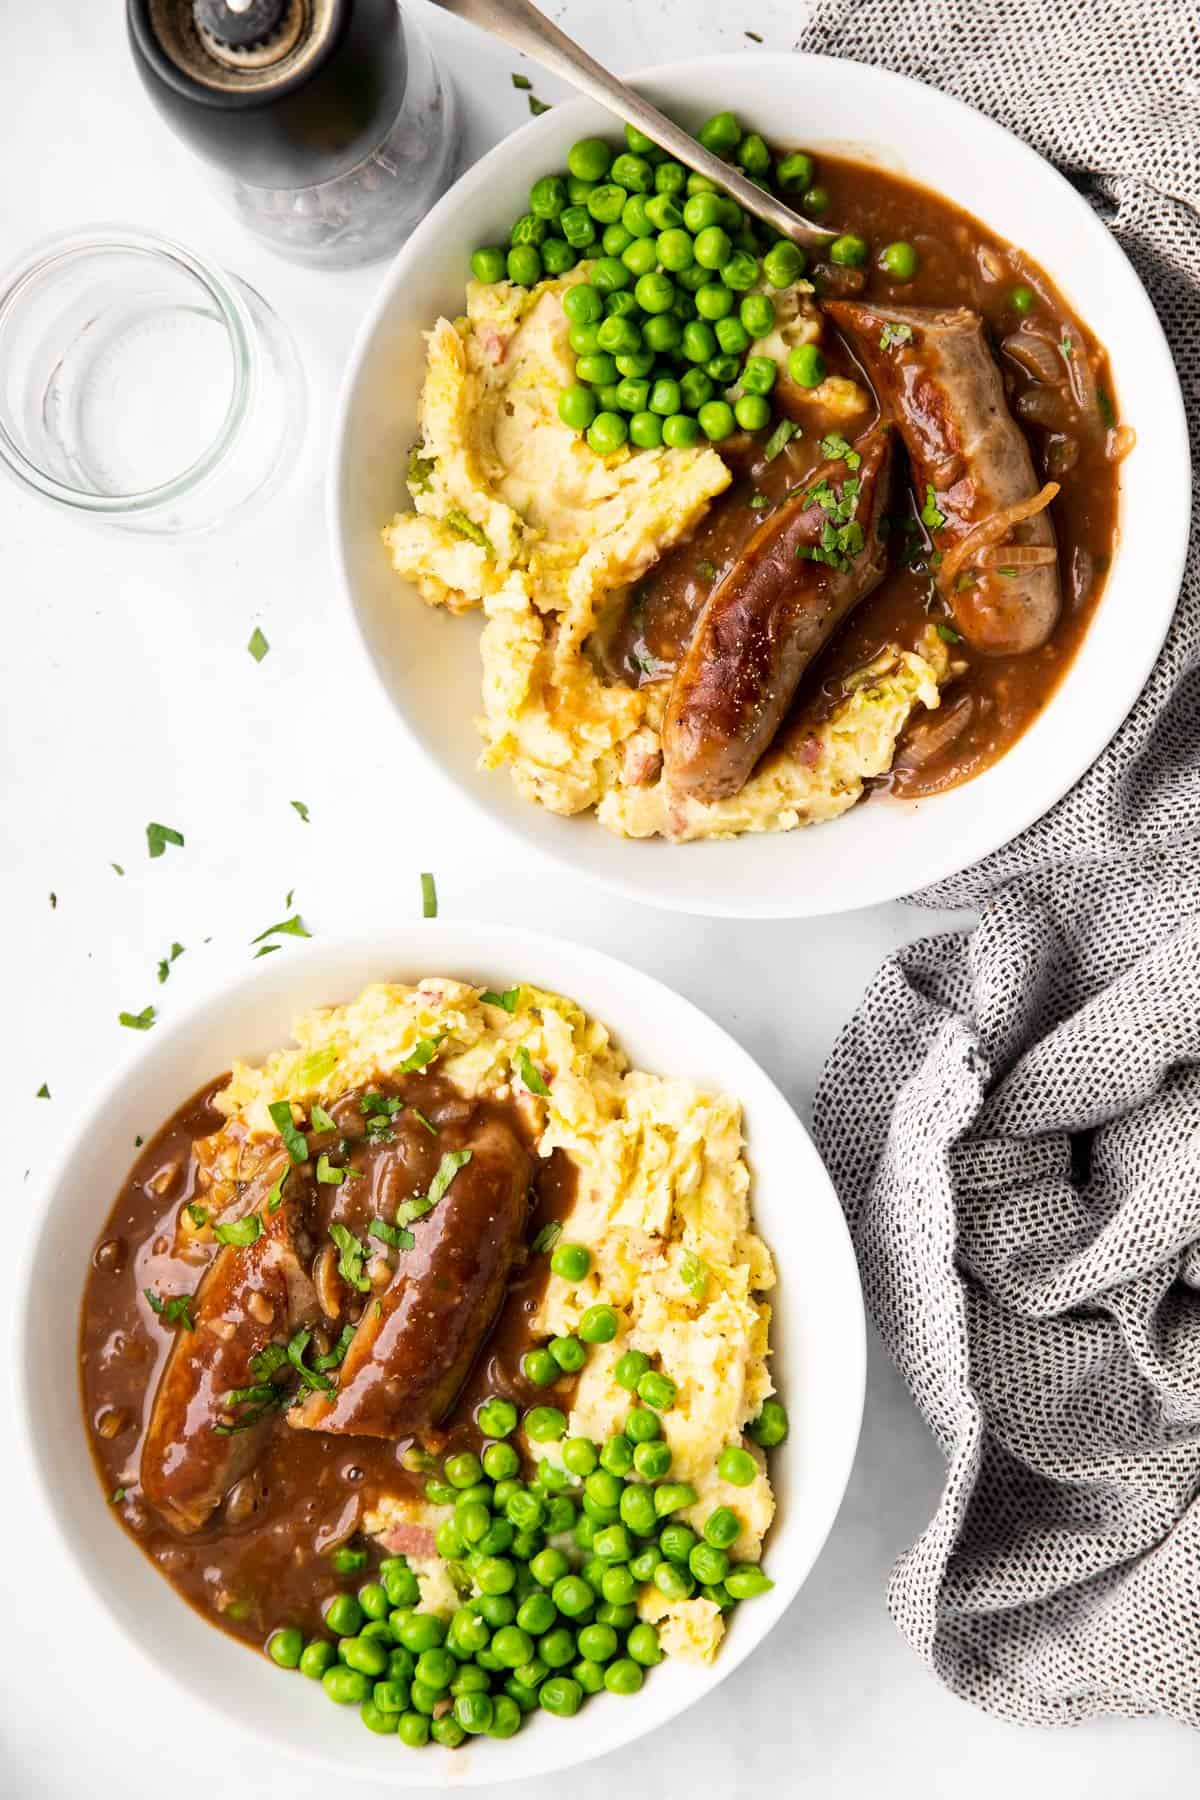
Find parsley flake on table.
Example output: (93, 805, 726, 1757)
(36, 1082, 50, 1098)
(250, 912, 311, 949)
(528, 95, 551, 116)
(247, 626, 270, 662)
(421, 871, 438, 917)
(156, 941, 185, 984)
(146, 822, 184, 859)
(49, 892, 56, 909)
(290, 800, 310, 823)
(119, 1006, 156, 1031)
(111, 863, 125, 877)
(511, 71, 531, 88)
(745, 29, 763, 41)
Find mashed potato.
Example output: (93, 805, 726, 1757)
(215, 977, 779, 1665)
(383, 274, 945, 842)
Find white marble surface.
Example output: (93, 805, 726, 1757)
(0, 3, 1188, 1794)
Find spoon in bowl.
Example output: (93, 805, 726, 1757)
(432, 0, 836, 251)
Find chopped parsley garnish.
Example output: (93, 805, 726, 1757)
(421, 871, 438, 918)
(880, 321, 914, 350)
(134, 1134, 144, 1147)
(111, 863, 125, 876)
(144, 1287, 196, 1330)
(250, 913, 311, 947)
(316, 1152, 361, 1186)
(395, 1194, 435, 1227)
(294, 1047, 338, 1086)
(1060, 333, 1074, 358)
(511, 71, 531, 88)
(49, 892, 56, 909)
(748, 492, 770, 510)
(697, 559, 718, 581)
(819, 432, 862, 471)
(935, 621, 964, 643)
(268, 1100, 309, 1165)
(445, 509, 494, 554)
(111, 1487, 127, 1505)
(427, 1148, 473, 1207)
(412, 1108, 438, 1135)
(290, 800, 310, 824)
(36, 1082, 49, 1099)
(763, 419, 797, 462)
(480, 986, 521, 1013)
(796, 476, 866, 571)
(249, 1342, 289, 1381)
(399, 1035, 444, 1073)
(214, 1213, 263, 1248)
(223, 1382, 277, 1407)
(407, 445, 435, 493)
(286, 1326, 335, 1393)
(528, 95, 550, 116)
(920, 485, 947, 531)
(146, 822, 184, 859)
(185, 1201, 209, 1228)
(119, 1006, 156, 1031)
(532, 1220, 563, 1254)
(156, 941, 185, 984)
(681, 1251, 709, 1297)
(370, 1216, 416, 1252)
(1098, 389, 1116, 428)
(329, 1222, 371, 1293)
(362, 1091, 404, 1119)
(314, 1324, 357, 1372)
(247, 626, 269, 662)
(266, 1166, 289, 1212)
(310, 1103, 337, 1135)
(254, 944, 280, 959)
(514, 1046, 551, 1096)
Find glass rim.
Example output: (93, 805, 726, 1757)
(0, 225, 254, 514)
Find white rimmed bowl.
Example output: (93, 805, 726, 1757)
(330, 52, 1190, 919)
(16, 922, 865, 1785)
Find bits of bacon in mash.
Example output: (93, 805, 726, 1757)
(217, 976, 778, 1666)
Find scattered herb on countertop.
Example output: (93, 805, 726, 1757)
(745, 29, 763, 41)
(156, 941, 185, 984)
(528, 95, 550, 116)
(421, 871, 438, 917)
(511, 71, 531, 89)
(290, 800, 310, 823)
(146, 822, 184, 859)
(251, 912, 311, 948)
(49, 892, 56, 909)
(119, 1006, 157, 1031)
(111, 863, 125, 877)
(247, 627, 270, 662)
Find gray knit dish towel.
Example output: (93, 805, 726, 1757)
(805, 0, 1200, 1731)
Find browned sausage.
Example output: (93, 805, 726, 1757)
(661, 424, 893, 803)
(140, 1154, 320, 1533)
(289, 1115, 532, 1439)
(825, 301, 1061, 655)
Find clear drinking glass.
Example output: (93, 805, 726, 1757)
(0, 228, 306, 533)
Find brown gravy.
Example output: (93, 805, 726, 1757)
(603, 153, 1122, 798)
(80, 1075, 575, 1650)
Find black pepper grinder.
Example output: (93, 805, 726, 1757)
(128, 0, 460, 269)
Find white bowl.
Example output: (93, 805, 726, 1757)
(331, 52, 1190, 920)
(16, 922, 865, 1785)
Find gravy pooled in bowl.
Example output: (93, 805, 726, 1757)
(82, 979, 785, 1746)
(384, 126, 1126, 844)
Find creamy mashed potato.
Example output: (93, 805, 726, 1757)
(216, 977, 779, 1665)
(382, 274, 945, 843)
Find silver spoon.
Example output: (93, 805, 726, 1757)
(433, 0, 835, 251)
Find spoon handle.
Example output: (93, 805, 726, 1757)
(433, 0, 833, 250)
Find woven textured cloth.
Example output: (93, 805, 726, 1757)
(805, 0, 1200, 1729)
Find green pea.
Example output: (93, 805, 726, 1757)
(663, 413, 701, 448)
(554, 1573, 596, 1618)
(531, 1546, 570, 1587)
(489, 1623, 534, 1668)
(625, 122, 656, 154)
(491, 1479, 522, 1514)
(721, 250, 760, 292)
(802, 183, 830, 216)
(774, 149, 814, 190)
(748, 1398, 790, 1447)
(718, 1444, 759, 1487)
(603, 221, 634, 257)
(573, 1657, 606, 1695)
(680, 321, 717, 365)
(452, 1662, 490, 1698)
(741, 354, 778, 396)
(587, 183, 628, 225)
(626, 1621, 664, 1667)
(525, 1402, 571, 1441)
(627, 1409, 663, 1447)
(372, 1677, 410, 1713)
(629, 1547, 658, 1582)
(323, 1663, 371, 1705)
(593, 255, 633, 295)
(735, 394, 771, 431)
(455, 1480, 493, 1509)
(615, 348, 655, 377)
(331, 1542, 369, 1575)
(323, 1594, 362, 1638)
(612, 1350, 650, 1392)
(579, 1304, 619, 1344)
(398, 1612, 446, 1654)
(630, 271, 671, 316)
(879, 240, 919, 281)
(567, 137, 613, 183)
(762, 240, 806, 289)
(521, 1347, 559, 1388)
(645, 231, 689, 278)
(693, 282, 733, 322)
(574, 1518, 597, 1560)
(829, 233, 869, 268)
(266, 1625, 304, 1669)
(618, 1483, 658, 1537)
(614, 237, 653, 279)
(559, 206, 596, 250)
(387, 1645, 416, 1682)
(597, 314, 643, 356)
(672, 290, 699, 322)
(397, 1709, 431, 1746)
(563, 282, 603, 327)
(705, 354, 741, 385)
(582, 1493, 619, 1527)
(569, 321, 602, 356)
(414, 1647, 455, 1692)
(432, 1712, 467, 1748)
(475, 1647, 504, 1673)
(655, 159, 688, 196)
(514, 1656, 548, 1690)
(505, 1676, 540, 1714)
(342, 1634, 389, 1677)
(604, 1656, 645, 1695)
(567, 1620, 612, 1665)
(595, 1437, 631, 1481)
(621, 193, 656, 238)
(545, 1494, 577, 1534)
(539, 1674, 583, 1716)
(716, 196, 745, 232)
(649, 377, 682, 417)
(541, 238, 576, 276)
(714, 315, 750, 356)
(488, 1693, 523, 1739)
(566, 175, 596, 205)
(584, 1468, 624, 1511)
(299, 1638, 336, 1680)
(679, 367, 714, 411)
(725, 1563, 775, 1600)
(360, 1698, 398, 1735)
(560, 1436, 597, 1479)
(689, 1542, 730, 1584)
(644, 193, 683, 232)
(447, 1608, 489, 1657)
(454, 1689, 494, 1735)
(470, 246, 507, 284)
(653, 1560, 695, 1601)
(477, 1555, 517, 1596)
(639, 317, 678, 357)
(353, 1581, 386, 1621)
(482, 1442, 521, 1485)
(740, 293, 776, 339)
(1010, 284, 1036, 314)
(683, 192, 723, 234)
(736, 132, 771, 177)
(610, 152, 653, 193)
(636, 1371, 678, 1412)
(694, 226, 732, 271)
(697, 110, 741, 155)
(615, 377, 651, 414)
(787, 343, 826, 389)
(529, 173, 567, 219)
(436, 1518, 465, 1559)
(593, 1522, 632, 1563)
(506, 245, 542, 286)
(539, 1625, 577, 1668)
(359, 1619, 393, 1645)
(596, 1600, 636, 1628)
(466, 1504, 499, 1547)
(576, 352, 618, 387)
(550, 1241, 591, 1281)
(510, 212, 546, 249)
(660, 1522, 699, 1564)
(476, 1591, 516, 1628)
(654, 1480, 697, 1517)
(380, 1556, 420, 1603)
(516, 1590, 557, 1636)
